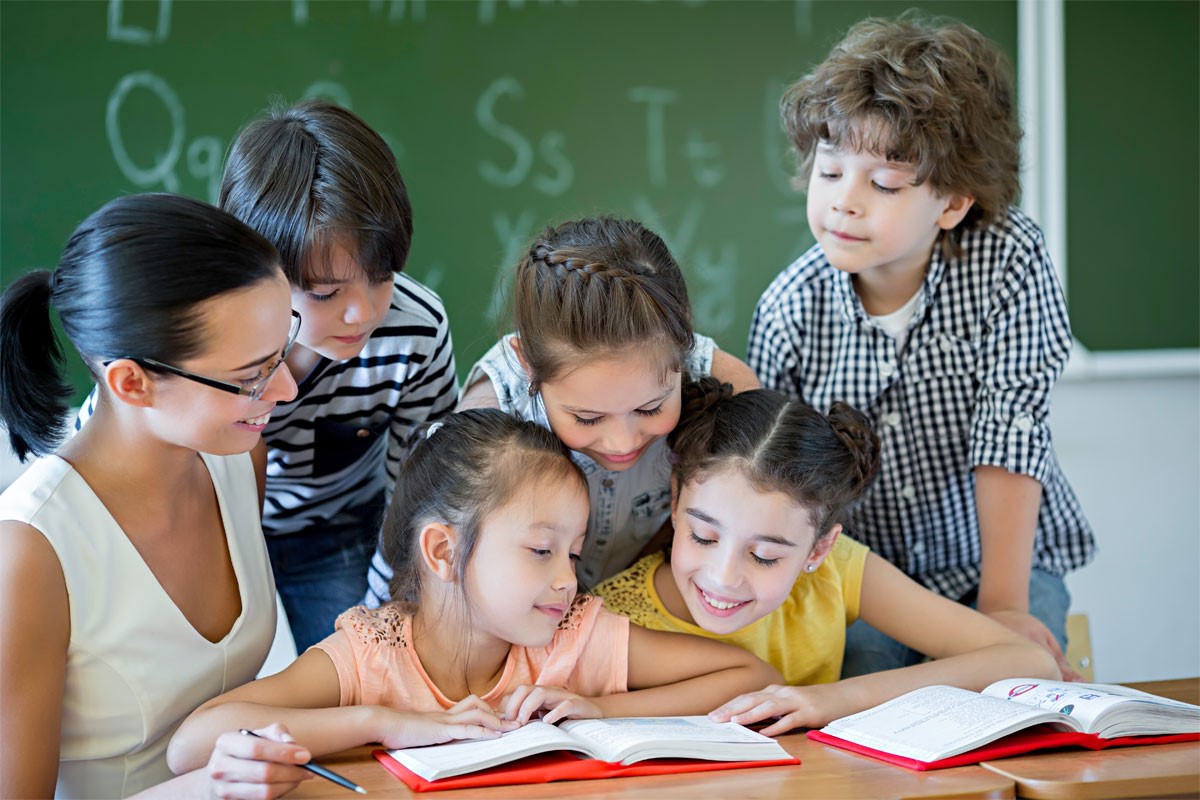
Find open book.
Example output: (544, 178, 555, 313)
(809, 679, 1200, 770)
(376, 716, 797, 791)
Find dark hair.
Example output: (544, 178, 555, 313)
(513, 217, 694, 391)
(781, 14, 1021, 253)
(668, 377, 881, 539)
(219, 98, 412, 289)
(0, 193, 280, 461)
(383, 408, 587, 608)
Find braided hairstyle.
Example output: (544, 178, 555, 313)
(669, 376, 880, 539)
(512, 217, 694, 391)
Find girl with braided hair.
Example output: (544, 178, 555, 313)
(365, 216, 758, 604)
(594, 377, 1058, 734)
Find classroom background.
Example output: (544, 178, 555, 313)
(1, 0, 1196, 682)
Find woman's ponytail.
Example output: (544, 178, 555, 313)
(0, 270, 75, 461)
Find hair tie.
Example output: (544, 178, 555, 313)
(425, 421, 445, 439)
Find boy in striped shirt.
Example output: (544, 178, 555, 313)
(220, 100, 458, 651)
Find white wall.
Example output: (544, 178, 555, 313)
(1054, 371, 1200, 682)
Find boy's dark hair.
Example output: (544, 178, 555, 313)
(383, 408, 587, 609)
(668, 377, 881, 539)
(0, 193, 280, 461)
(219, 98, 412, 289)
(782, 14, 1021, 247)
(513, 216, 695, 392)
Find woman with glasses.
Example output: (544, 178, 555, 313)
(0, 194, 314, 798)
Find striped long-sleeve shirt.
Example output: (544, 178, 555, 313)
(747, 206, 1094, 601)
(258, 273, 457, 536)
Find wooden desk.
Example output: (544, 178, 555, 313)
(979, 678, 1200, 800)
(288, 730, 1015, 799)
(288, 679, 1200, 800)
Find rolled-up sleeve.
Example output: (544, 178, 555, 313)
(969, 228, 1072, 483)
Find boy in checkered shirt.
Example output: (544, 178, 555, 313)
(748, 15, 1093, 679)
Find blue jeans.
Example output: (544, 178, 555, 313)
(265, 498, 383, 653)
(840, 568, 1071, 679)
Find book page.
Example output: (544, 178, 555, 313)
(559, 716, 778, 763)
(982, 679, 1200, 737)
(820, 685, 1078, 763)
(387, 721, 586, 781)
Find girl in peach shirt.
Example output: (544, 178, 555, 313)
(168, 409, 779, 782)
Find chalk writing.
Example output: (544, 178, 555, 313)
(477, 77, 572, 196)
(486, 209, 537, 323)
(106, 72, 185, 192)
(108, 0, 171, 44)
(628, 87, 680, 187)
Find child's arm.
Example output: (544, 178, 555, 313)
(503, 625, 782, 723)
(975, 465, 1077, 678)
(968, 222, 1078, 677)
(167, 648, 513, 774)
(711, 553, 1059, 734)
(710, 350, 761, 393)
(456, 375, 501, 411)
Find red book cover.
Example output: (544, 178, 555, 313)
(807, 727, 1200, 771)
(373, 748, 801, 792)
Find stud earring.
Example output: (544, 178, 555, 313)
(805, 563, 817, 573)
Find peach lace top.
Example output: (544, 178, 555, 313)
(314, 594, 629, 710)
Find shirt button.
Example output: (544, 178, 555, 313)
(939, 335, 955, 353)
(1015, 414, 1034, 433)
(356, 428, 371, 438)
(901, 484, 916, 500)
(911, 540, 925, 554)
(878, 362, 896, 379)
(602, 478, 614, 489)
(885, 412, 901, 428)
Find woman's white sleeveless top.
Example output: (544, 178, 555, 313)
(0, 452, 275, 798)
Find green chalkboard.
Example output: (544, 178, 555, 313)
(1064, 1, 1199, 353)
(2, 0, 1026, 403)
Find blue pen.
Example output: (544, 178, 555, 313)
(239, 728, 366, 794)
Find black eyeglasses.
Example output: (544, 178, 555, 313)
(106, 310, 301, 401)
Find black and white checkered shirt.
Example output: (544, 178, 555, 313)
(748, 206, 1094, 600)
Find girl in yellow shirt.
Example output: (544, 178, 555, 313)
(594, 378, 1059, 734)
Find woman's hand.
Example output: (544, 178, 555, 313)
(204, 724, 313, 800)
(501, 685, 603, 725)
(374, 695, 518, 749)
(709, 684, 842, 736)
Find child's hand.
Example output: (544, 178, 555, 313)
(376, 695, 518, 749)
(501, 685, 603, 725)
(983, 609, 1080, 681)
(205, 723, 313, 799)
(709, 684, 839, 736)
